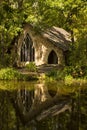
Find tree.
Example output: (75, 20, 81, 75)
(0, 0, 87, 67)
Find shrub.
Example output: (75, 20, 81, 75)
(46, 69, 65, 81)
(0, 68, 38, 81)
(64, 65, 85, 78)
(0, 68, 22, 80)
(65, 75, 74, 86)
(25, 62, 37, 72)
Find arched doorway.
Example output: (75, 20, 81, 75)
(20, 33, 35, 62)
(48, 50, 58, 64)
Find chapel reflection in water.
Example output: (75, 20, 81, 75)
(0, 81, 87, 130)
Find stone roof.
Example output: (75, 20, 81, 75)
(42, 26, 71, 51)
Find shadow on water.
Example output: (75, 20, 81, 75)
(0, 81, 87, 130)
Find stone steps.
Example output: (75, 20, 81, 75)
(37, 64, 63, 73)
(17, 64, 64, 74)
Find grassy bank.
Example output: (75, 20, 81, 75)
(0, 65, 87, 85)
(44, 67, 87, 86)
(0, 68, 38, 81)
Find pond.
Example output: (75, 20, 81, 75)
(0, 80, 87, 130)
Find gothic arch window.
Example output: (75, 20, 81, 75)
(48, 50, 58, 64)
(20, 33, 35, 62)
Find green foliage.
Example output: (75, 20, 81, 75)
(64, 75, 74, 86)
(0, 0, 87, 67)
(25, 62, 37, 72)
(64, 65, 87, 78)
(46, 65, 87, 82)
(0, 68, 22, 80)
(46, 69, 65, 81)
(0, 67, 38, 81)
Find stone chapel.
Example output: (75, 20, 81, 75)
(16, 24, 71, 67)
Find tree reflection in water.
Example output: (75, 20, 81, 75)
(0, 81, 87, 130)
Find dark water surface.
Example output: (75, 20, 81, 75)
(0, 81, 87, 130)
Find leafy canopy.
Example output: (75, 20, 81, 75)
(0, 0, 87, 67)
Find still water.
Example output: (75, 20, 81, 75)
(0, 81, 87, 130)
